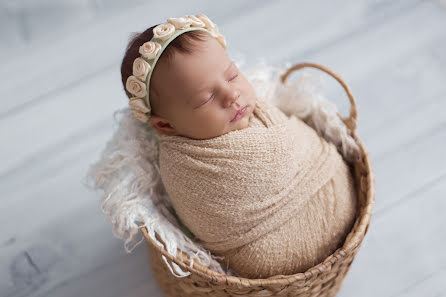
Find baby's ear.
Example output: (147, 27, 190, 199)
(149, 115, 179, 136)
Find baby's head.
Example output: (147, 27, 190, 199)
(121, 15, 257, 140)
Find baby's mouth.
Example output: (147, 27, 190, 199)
(230, 105, 248, 123)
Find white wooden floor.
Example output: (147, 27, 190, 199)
(1, 1, 446, 296)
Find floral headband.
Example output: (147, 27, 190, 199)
(125, 14, 226, 123)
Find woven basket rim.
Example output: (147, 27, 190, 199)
(139, 62, 375, 288)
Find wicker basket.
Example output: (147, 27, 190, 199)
(140, 62, 375, 297)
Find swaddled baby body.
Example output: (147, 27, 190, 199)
(157, 98, 357, 278)
(120, 18, 357, 278)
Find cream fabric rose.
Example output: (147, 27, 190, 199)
(167, 17, 192, 30)
(139, 41, 161, 60)
(129, 97, 150, 113)
(132, 58, 151, 81)
(186, 15, 205, 27)
(153, 23, 176, 41)
(132, 110, 149, 123)
(216, 33, 227, 49)
(197, 14, 219, 36)
(126, 75, 147, 98)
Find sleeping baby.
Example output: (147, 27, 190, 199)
(121, 14, 359, 278)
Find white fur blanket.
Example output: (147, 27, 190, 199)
(83, 61, 361, 277)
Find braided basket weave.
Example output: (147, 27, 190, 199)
(140, 62, 375, 297)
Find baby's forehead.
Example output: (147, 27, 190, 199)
(172, 38, 228, 71)
(155, 37, 231, 100)
(174, 55, 232, 84)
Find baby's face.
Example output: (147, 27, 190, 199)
(149, 35, 257, 140)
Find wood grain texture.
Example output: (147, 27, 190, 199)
(1, 0, 445, 296)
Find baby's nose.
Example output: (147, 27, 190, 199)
(225, 89, 240, 108)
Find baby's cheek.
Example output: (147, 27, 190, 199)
(243, 79, 256, 96)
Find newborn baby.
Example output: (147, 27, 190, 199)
(142, 28, 256, 139)
(121, 15, 357, 278)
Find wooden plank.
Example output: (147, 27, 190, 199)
(280, 0, 446, 81)
(0, 200, 160, 297)
(339, 171, 446, 297)
(393, 267, 446, 297)
(372, 123, 446, 214)
(0, 71, 122, 178)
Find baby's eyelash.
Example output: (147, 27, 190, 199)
(229, 73, 238, 81)
(207, 93, 215, 102)
(198, 71, 238, 108)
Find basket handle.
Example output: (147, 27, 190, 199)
(280, 62, 358, 133)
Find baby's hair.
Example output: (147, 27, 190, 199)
(120, 26, 210, 116)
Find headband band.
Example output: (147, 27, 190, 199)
(125, 14, 227, 123)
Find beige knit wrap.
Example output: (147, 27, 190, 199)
(158, 99, 357, 278)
